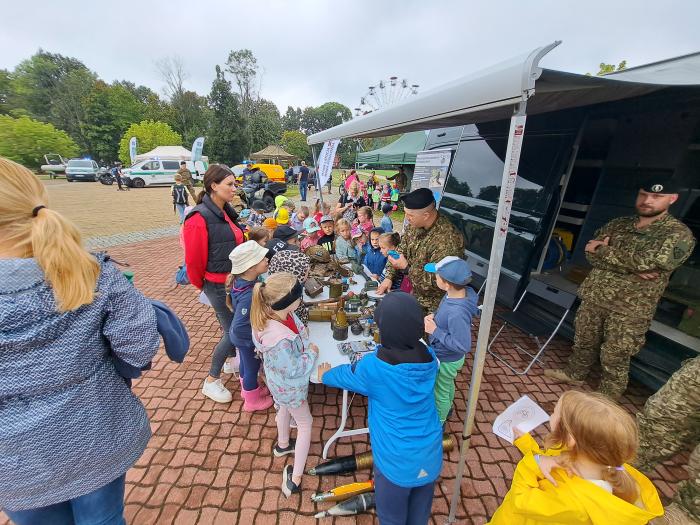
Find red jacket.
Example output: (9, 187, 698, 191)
(182, 212, 244, 289)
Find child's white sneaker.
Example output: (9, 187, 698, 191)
(202, 378, 232, 403)
(222, 354, 240, 374)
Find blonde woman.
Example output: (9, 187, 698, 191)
(335, 180, 365, 222)
(0, 157, 160, 524)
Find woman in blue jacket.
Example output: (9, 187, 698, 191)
(0, 157, 160, 524)
(318, 292, 443, 525)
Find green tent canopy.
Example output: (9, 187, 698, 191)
(355, 131, 427, 165)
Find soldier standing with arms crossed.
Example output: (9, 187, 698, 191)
(376, 188, 465, 313)
(545, 179, 695, 399)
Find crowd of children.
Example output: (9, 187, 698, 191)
(187, 169, 665, 523)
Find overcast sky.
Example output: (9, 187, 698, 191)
(2, 0, 700, 114)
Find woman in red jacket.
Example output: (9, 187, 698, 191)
(183, 165, 244, 403)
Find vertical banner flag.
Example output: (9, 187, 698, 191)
(191, 137, 205, 163)
(317, 139, 340, 187)
(129, 137, 138, 165)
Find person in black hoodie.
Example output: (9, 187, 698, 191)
(319, 292, 442, 525)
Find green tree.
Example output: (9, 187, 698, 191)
(300, 102, 352, 135)
(169, 90, 210, 145)
(0, 69, 14, 115)
(49, 68, 97, 150)
(225, 49, 258, 117)
(118, 120, 182, 165)
(280, 130, 310, 162)
(587, 60, 628, 76)
(207, 65, 249, 165)
(282, 106, 302, 131)
(82, 81, 119, 162)
(249, 98, 282, 153)
(0, 115, 79, 168)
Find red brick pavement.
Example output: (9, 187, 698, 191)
(1, 235, 689, 524)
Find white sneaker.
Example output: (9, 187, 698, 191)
(202, 378, 232, 403)
(222, 354, 240, 374)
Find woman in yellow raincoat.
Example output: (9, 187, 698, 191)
(488, 391, 663, 525)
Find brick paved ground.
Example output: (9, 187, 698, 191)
(0, 181, 690, 524)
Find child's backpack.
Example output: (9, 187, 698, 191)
(173, 185, 188, 205)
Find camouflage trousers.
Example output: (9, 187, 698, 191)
(565, 301, 650, 399)
(637, 357, 700, 520)
(414, 288, 444, 316)
(184, 182, 197, 200)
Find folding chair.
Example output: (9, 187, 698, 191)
(487, 279, 577, 375)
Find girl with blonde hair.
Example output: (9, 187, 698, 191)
(251, 272, 319, 497)
(335, 180, 365, 222)
(0, 157, 159, 523)
(488, 390, 663, 524)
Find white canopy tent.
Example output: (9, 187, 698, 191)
(308, 41, 700, 523)
(134, 145, 209, 163)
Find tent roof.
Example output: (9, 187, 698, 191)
(249, 144, 296, 160)
(356, 131, 428, 165)
(135, 145, 208, 162)
(308, 42, 700, 144)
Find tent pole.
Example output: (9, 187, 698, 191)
(311, 144, 323, 207)
(446, 103, 528, 524)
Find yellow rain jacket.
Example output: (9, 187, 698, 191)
(488, 433, 663, 525)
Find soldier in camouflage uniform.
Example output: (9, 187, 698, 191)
(376, 188, 465, 313)
(177, 161, 197, 200)
(636, 356, 700, 525)
(545, 180, 695, 399)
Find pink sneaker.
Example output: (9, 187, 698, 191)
(241, 386, 273, 412)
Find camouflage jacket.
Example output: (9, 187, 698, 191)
(385, 214, 465, 312)
(579, 214, 695, 319)
(176, 167, 193, 185)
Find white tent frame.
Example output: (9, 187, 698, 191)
(307, 40, 699, 523)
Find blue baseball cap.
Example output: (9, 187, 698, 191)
(303, 217, 321, 233)
(424, 256, 472, 285)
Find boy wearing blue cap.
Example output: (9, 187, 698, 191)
(423, 256, 479, 424)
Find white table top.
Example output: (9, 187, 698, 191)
(305, 272, 375, 383)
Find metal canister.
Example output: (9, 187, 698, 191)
(373, 329, 380, 344)
(329, 279, 343, 299)
(333, 324, 349, 340)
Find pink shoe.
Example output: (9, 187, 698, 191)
(240, 377, 270, 396)
(242, 386, 273, 412)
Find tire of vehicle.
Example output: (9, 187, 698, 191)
(66, 178, 74, 182)
(262, 193, 275, 212)
(132, 178, 145, 188)
(102, 177, 114, 185)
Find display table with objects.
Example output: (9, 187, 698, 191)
(304, 268, 381, 458)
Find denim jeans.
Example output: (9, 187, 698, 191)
(299, 181, 307, 201)
(202, 280, 235, 378)
(175, 203, 186, 223)
(5, 474, 126, 525)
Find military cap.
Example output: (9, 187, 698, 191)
(400, 187, 435, 209)
(640, 176, 682, 194)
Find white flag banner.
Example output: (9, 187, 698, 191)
(317, 139, 340, 187)
(129, 137, 138, 165)
(191, 137, 205, 162)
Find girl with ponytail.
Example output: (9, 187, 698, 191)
(250, 272, 319, 497)
(0, 157, 160, 523)
(488, 390, 663, 524)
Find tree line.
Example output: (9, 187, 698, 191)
(0, 48, 354, 169)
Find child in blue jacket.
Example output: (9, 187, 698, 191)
(363, 227, 388, 281)
(226, 241, 274, 412)
(318, 292, 442, 524)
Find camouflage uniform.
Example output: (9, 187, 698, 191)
(177, 167, 197, 200)
(384, 214, 464, 313)
(565, 214, 695, 398)
(637, 356, 700, 522)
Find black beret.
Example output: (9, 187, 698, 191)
(273, 225, 298, 241)
(400, 187, 435, 209)
(640, 176, 682, 194)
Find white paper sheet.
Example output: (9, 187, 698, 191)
(492, 395, 550, 444)
(198, 291, 212, 307)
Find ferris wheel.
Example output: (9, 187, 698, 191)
(355, 76, 419, 117)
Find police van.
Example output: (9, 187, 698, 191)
(121, 159, 208, 188)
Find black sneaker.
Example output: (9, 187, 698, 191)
(273, 439, 296, 457)
(281, 464, 300, 498)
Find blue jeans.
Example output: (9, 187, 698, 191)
(202, 281, 235, 379)
(238, 345, 262, 391)
(5, 474, 126, 525)
(175, 203, 186, 223)
(299, 180, 308, 201)
(374, 467, 434, 525)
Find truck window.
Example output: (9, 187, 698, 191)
(162, 161, 180, 170)
(141, 161, 160, 170)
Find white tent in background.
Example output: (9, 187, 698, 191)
(308, 41, 700, 523)
(134, 145, 209, 163)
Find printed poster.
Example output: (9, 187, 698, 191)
(410, 149, 453, 207)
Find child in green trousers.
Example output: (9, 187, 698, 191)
(423, 256, 479, 423)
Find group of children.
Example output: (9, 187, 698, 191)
(205, 186, 664, 523)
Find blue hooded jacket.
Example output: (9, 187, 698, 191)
(323, 291, 442, 487)
(363, 242, 388, 277)
(429, 287, 480, 362)
(229, 278, 256, 352)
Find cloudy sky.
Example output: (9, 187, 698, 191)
(2, 0, 700, 114)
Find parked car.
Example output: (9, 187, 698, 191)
(65, 159, 100, 182)
(121, 159, 206, 188)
